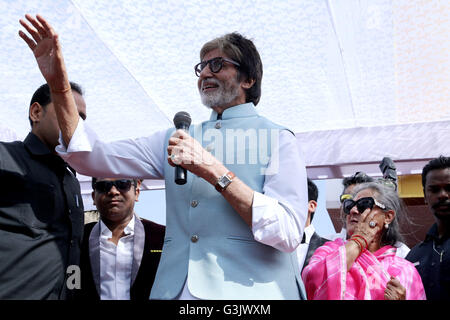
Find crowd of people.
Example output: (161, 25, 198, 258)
(0, 14, 448, 300)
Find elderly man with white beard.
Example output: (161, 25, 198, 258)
(20, 14, 308, 300)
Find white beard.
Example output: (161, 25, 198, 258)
(199, 78, 240, 109)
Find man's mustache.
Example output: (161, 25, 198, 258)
(432, 200, 450, 209)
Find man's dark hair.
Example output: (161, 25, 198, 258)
(342, 171, 374, 193)
(307, 178, 318, 202)
(307, 178, 318, 222)
(29, 82, 83, 127)
(422, 156, 450, 188)
(200, 32, 263, 106)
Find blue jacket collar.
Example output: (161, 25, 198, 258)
(209, 102, 257, 121)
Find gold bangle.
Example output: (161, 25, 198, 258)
(51, 87, 71, 94)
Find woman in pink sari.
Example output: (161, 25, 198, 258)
(302, 182, 426, 300)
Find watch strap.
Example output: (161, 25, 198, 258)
(215, 171, 235, 192)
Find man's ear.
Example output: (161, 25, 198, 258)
(29, 102, 43, 125)
(92, 191, 96, 206)
(241, 78, 255, 90)
(308, 200, 318, 215)
(135, 180, 141, 202)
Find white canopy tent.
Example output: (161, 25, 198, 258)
(1, 0, 449, 218)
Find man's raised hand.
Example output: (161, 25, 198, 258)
(19, 14, 69, 91)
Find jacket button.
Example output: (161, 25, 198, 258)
(191, 200, 198, 208)
(215, 122, 221, 129)
(191, 235, 199, 243)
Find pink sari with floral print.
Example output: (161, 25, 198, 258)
(302, 238, 426, 300)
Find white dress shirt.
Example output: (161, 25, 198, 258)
(96, 215, 135, 300)
(296, 224, 316, 270)
(393, 241, 410, 258)
(57, 116, 308, 299)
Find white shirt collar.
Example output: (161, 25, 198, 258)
(100, 214, 135, 237)
(303, 224, 316, 244)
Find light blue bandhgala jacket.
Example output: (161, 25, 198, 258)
(150, 103, 305, 300)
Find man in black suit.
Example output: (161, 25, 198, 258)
(0, 82, 86, 299)
(297, 178, 329, 273)
(78, 178, 165, 300)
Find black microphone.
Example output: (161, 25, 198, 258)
(173, 111, 192, 185)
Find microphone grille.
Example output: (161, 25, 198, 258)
(173, 111, 192, 127)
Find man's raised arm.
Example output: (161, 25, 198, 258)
(19, 14, 79, 146)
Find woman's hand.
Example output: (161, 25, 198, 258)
(351, 207, 384, 249)
(384, 276, 406, 300)
(345, 207, 384, 271)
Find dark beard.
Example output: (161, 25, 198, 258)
(434, 211, 450, 221)
(432, 201, 450, 221)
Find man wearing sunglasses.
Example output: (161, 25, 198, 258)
(406, 156, 450, 300)
(21, 15, 307, 300)
(77, 178, 165, 300)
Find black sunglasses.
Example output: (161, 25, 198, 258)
(342, 197, 386, 215)
(194, 57, 240, 77)
(94, 179, 135, 194)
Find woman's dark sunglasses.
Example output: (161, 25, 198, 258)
(94, 179, 135, 193)
(342, 197, 386, 215)
(194, 57, 240, 77)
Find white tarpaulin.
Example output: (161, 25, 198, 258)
(1, 0, 449, 185)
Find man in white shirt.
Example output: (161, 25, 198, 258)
(297, 179, 329, 273)
(77, 178, 165, 300)
(20, 15, 308, 299)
